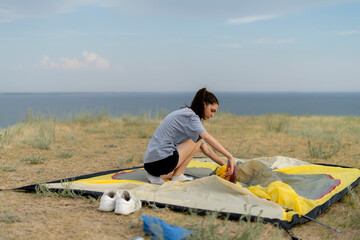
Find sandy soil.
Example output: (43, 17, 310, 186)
(1, 116, 359, 240)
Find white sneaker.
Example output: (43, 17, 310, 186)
(98, 190, 120, 212)
(114, 190, 142, 215)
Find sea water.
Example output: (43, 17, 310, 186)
(1, 92, 360, 128)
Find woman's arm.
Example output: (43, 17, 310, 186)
(200, 131, 234, 176)
(200, 144, 226, 166)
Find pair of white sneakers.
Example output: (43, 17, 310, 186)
(98, 189, 142, 215)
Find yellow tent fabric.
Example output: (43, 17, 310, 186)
(215, 160, 360, 222)
(18, 156, 360, 230)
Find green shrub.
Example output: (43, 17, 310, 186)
(28, 121, 56, 150)
(22, 156, 44, 165)
(265, 114, 290, 133)
(56, 152, 73, 158)
(0, 160, 23, 172)
(189, 212, 265, 240)
(0, 211, 21, 223)
(307, 137, 342, 159)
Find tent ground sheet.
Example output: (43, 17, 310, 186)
(16, 156, 360, 230)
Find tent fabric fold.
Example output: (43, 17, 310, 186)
(16, 156, 360, 230)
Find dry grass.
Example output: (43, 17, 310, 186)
(0, 111, 359, 240)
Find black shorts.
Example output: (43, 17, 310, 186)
(144, 150, 179, 176)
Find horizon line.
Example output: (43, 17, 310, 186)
(1, 91, 360, 95)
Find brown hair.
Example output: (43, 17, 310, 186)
(189, 88, 219, 119)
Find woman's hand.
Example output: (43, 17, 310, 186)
(224, 156, 234, 176)
(200, 132, 234, 175)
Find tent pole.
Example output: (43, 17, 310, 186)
(281, 205, 341, 233)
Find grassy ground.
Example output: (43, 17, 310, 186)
(0, 111, 359, 240)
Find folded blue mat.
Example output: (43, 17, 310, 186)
(141, 215, 193, 240)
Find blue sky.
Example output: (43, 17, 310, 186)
(1, 0, 359, 92)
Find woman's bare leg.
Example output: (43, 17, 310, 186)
(161, 139, 202, 179)
(160, 170, 174, 179)
(174, 139, 202, 176)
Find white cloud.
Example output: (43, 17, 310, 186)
(0, 0, 105, 22)
(227, 15, 278, 24)
(40, 56, 58, 68)
(41, 51, 110, 70)
(83, 51, 110, 70)
(338, 30, 360, 35)
(221, 38, 294, 48)
(1, 0, 355, 23)
(0, 8, 24, 22)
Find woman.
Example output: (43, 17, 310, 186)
(143, 88, 234, 185)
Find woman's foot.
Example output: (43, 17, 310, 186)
(146, 172, 165, 185)
(171, 174, 193, 182)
